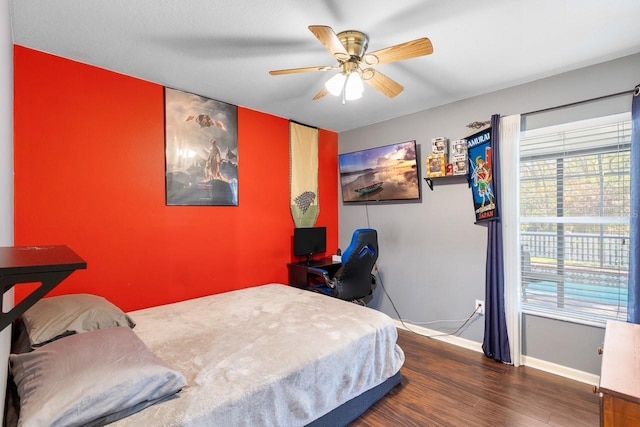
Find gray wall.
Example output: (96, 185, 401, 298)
(339, 53, 640, 375)
(523, 315, 604, 374)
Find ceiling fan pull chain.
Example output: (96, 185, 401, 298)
(341, 76, 348, 104)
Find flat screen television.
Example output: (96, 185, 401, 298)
(339, 140, 421, 203)
(293, 226, 327, 263)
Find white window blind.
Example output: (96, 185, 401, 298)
(519, 112, 631, 325)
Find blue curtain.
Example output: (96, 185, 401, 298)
(482, 114, 512, 363)
(628, 85, 640, 324)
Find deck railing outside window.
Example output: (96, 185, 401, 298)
(521, 231, 629, 270)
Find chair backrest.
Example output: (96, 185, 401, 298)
(333, 228, 378, 301)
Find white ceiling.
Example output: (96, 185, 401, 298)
(9, 0, 640, 133)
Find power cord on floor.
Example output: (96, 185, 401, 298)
(400, 315, 481, 325)
(363, 210, 481, 338)
(375, 264, 482, 339)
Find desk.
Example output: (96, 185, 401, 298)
(0, 245, 87, 331)
(287, 258, 341, 288)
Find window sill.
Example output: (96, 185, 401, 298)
(521, 306, 610, 329)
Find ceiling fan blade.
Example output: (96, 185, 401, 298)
(313, 87, 328, 100)
(269, 65, 336, 75)
(363, 38, 433, 66)
(308, 25, 350, 60)
(365, 70, 404, 98)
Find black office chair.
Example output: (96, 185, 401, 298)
(307, 228, 378, 305)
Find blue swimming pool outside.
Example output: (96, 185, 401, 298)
(525, 281, 627, 305)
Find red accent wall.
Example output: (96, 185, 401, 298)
(13, 46, 338, 311)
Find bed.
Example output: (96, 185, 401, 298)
(6, 283, 404, 426)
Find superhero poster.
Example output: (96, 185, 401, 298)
(467, 128, 499, 222)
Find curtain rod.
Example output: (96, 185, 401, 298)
(290, 120, 318, 130)
(523, 88, 636, 117)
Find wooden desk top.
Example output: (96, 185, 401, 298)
(0, 245, 87, 332)
(288, 257, 340, 268)
(0, 245, 87, 275)
(599, 320, 640, 403)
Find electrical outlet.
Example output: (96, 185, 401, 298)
(475, 300, 485, 315)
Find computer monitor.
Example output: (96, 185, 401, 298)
(293, 226, 327, 264)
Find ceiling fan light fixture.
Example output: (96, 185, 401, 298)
(344, 72, 364, 101)
(270, 26, 433, 102)
(325, 73, 346, 96)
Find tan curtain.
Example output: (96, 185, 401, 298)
(290, 122, 319, 227)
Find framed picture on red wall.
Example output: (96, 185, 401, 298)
(164, 87, 239, 206)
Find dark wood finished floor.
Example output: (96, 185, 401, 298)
(351, 329, 600, 427)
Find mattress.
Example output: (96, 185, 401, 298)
(110, 283, 405, 426)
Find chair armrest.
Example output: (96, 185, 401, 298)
(306, 267, 335, 288)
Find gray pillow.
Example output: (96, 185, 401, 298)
(21, 293, 136, 347)
(10, 326, 187, 427)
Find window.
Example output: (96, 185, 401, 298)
(519, 113, 631, 324)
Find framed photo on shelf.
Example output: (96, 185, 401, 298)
(426, 154, 446, 178)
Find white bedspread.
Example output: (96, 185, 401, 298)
(111, 283, 404, 427)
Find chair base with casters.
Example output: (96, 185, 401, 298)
(308, 273, 376, 305)
(306, 229, 378, 305)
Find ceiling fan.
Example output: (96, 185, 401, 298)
(269, 25, 433, 103)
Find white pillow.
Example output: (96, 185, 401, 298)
(21, 293, 136, 347)
(10, 327, 187, 426)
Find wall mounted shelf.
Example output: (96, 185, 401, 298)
(424, 175, 471, 191)
(0, 245, 86, 331)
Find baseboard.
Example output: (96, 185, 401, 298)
(393, 320, 483, 353)
(521, 355, 600, 386)
(393, 320, 600, 386)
